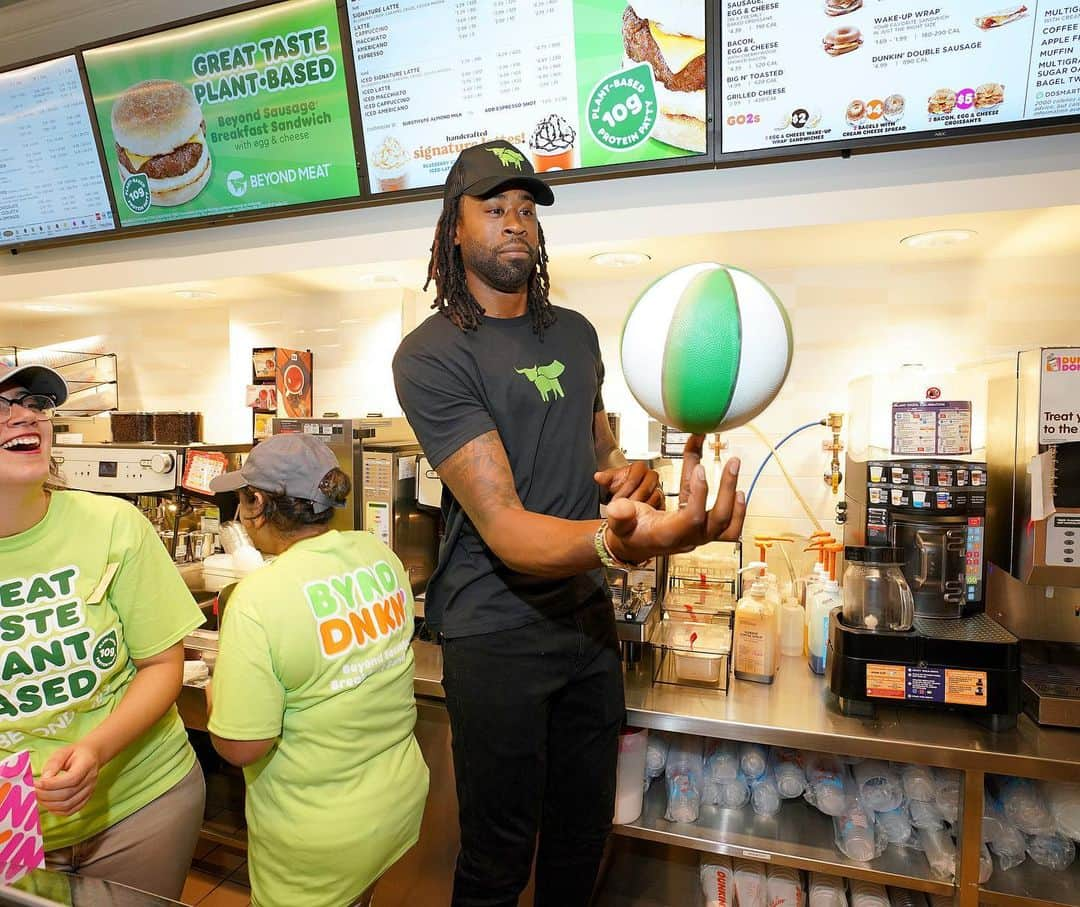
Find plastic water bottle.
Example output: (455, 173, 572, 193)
(700, 856, 735, 907)
(717, 773, 752, 809)
(804, 753, 851, 817)
(809, 873, 848, 907)
(751, 769, 782, 817)
(886, 887, 927, 907)
(705, 739, 740, 783)
(979, 842, 993, 883)
(767, 865, 804, 907)
(997, 776, 1055, 836)
(665, 734, 704, 824)
(984, 797, 1026, 871)
(740, 742, 769, 781)
(918, 826, 957, 881)
(772, 748, 807, 799)
(645, 731, 669, 781)
(733, 859, 767, 907)
(909, 797, 946, 830)
(1043, 781, 1080, 841)
(834, 774, 884, 863)
(855, 760, 904, 813)
(901, 765, 935, 803)
(1025, 832, 1076, 871)
(875, 804, 914, 845)
(933, 769, 961, 825)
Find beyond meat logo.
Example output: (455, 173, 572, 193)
(305, 561, 408, 659)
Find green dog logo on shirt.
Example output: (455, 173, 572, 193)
(516, 361, 565, 402)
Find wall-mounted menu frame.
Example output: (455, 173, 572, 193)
(347, 0, 716, 201)
(0, 54, 119, 251)
(716, 0, 1080, 162)
(81, 0, 366, 230)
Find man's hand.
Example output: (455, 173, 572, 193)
(36, 742, 102, 816)
(594, 461, 664, 510)
(605, 436, 744, 563)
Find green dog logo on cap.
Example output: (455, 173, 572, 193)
(490, 147, 525, 170)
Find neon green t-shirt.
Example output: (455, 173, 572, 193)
(0, 490, 205, 850)
(209, 530, 429, 907)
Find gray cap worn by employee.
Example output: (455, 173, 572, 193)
(0, 363, 69, 406)
(210, 433, 344, 513)
(443, 139, 555, 207)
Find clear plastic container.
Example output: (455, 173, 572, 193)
(652, 620, 731, 689)
(842, 546, 914, 631)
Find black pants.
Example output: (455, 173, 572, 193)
(441, 596, 625, 907)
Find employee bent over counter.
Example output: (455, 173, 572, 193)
(205, 433, 429, 907)
(0, 362, 206, 900)
(392, 140, 746, 907)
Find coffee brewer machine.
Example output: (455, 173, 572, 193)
(831, 382, 1022, 728)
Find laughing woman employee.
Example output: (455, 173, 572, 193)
(0, 363, 206, 898)
(206, 433, 429, 907)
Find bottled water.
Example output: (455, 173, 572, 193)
(733, 859, 767, 907)
(979, 842, 993, 883)
(700, 856, 735, 907)
(1025, 832, 1076, 871)
(645, 731, 669, 780)
(767, 865, 804, 907)
(997, 776, 1055, 836)
(834, 775, 885, 863)
(664, 734, 704, 824)
(804, 753, 851, 817)
(809, 873, 848, 907)
(772, 748, 808, 799)
(918, 826, 957, 881)
(900, 765, 935, 803)
(933, 769, 961, 825)
(855, 760, 904, 813)
(717, 773, 751, 809)
(1043, 781, 1080, 841)
(909, 798, 946, 830)
(705, 739, 740, 783)
(739, 742, 769, 780)
(984, 797, 1026, 872)
(751, 769, 782, 817)
(875, 804, 914, 845)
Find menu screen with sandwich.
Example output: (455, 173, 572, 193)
(719, 0, 1080, 156)
(82, 0, 361, 228)
(0, 57, 115, 247)
(347, 0, 709, 194)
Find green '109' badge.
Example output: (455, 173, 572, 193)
(586, 63, 659, 152)
(93, 630, 119, 670)
(122, 174, 151, 214)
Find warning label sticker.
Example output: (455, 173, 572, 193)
(866, 664, 906, 699)
(944, 669, 988, 706)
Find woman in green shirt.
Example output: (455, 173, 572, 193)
(0, 363, 206, 899)
(207, 433, 429, 907)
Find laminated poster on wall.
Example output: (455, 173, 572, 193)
(82, 0, 362, 227)
(275, 349, 313, 418)
(347, 0, 708, 194)
(0, 751, 45, 885)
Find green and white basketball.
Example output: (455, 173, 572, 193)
(621, 263, 793, 434)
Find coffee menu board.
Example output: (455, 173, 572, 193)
(347, 0, 708, 194)
(719, 0, 1080, 156)
(0, 57, 116, 248)
(82, 0, 362, 228)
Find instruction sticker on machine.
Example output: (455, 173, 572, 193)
(1039, 348, 1080, 445)
(866, 664, 906, 700)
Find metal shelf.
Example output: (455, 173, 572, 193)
(979, 857, 1080, 907)
(612, 782, 954, 897)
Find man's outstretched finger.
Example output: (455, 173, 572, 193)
(678, 435, 705, 507)
(718, 491, 747, 541)
(707, 456, 741, 538)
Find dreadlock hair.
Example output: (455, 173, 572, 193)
(424, 194, 557, 337)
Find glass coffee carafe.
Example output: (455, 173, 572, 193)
(842, 546, 915, 631)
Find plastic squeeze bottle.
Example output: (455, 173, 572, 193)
(808, 544, 843, 675)
(734, 562, 778, 684)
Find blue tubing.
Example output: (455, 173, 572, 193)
(744, 420, 826, 507)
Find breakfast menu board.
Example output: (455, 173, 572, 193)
(82, 0, 361, 227)
(720, 0, 1080, 154)
(0, 57, 115, 247)
(347, 0, 708, 193)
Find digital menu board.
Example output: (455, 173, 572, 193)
(347, 0, 709, 194)
(82, 0, 362, 228)
(719, 0, 1080, 156)
(0, 57, 115, 248)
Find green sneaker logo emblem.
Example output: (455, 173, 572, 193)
(516, 360, 565, 402)
(489, 147, 526, 170)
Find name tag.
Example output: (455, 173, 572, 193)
(86, 563, 120, 605)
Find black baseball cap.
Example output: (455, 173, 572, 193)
(443, 140, 555, 206)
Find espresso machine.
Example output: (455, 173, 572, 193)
(272, 417, 438, 595)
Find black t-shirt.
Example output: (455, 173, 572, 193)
(393, 306, 606, 638)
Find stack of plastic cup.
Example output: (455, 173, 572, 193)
(700, 856, 735, 907)
(808, 873, 848, 907)
(766, 865, 803, 907)
(733, 859, 767, 907)
(849, 879, 889, 907)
